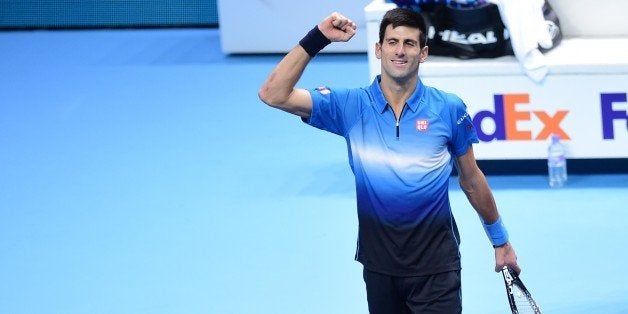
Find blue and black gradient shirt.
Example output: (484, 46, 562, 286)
(304, 76, 479, 276)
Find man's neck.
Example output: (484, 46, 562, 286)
(379, 75, 418, 117)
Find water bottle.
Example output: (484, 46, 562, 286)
(547, 134, 567, 188)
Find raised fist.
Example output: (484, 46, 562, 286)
(317, 12, 357, 42)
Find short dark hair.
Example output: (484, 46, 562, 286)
(378, 8, 427, 48)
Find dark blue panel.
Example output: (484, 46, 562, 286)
(0, 0, 219, 29)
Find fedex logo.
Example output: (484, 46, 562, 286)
(472, 94, 569, 142)
(601, 93, 628, 139)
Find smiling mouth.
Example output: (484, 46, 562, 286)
(392, 60, 407, 65)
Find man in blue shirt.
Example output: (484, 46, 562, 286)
(259, 8, 519, 313)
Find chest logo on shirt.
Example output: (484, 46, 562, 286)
(416, 119, 429, 132)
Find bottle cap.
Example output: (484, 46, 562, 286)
(551, 133, 560, 143)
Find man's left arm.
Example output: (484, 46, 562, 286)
(454, 145, 520, 274)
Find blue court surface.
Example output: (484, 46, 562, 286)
(1, 28, 627, 314)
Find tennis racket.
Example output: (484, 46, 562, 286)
(501, 266, 542, 314)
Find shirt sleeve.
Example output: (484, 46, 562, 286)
(302, 86, 361, 137)
(449, 96, 480, 157)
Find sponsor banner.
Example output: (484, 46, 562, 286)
(423, 74, 628, 160)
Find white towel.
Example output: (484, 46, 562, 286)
(489, 0, 552, 82)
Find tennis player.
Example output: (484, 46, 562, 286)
(258, 8, 519, 313)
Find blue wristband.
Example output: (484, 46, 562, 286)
(299, 26, 331, 57)
(483, 216, 509, 247)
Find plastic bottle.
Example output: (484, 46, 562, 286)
(547, 134, 567, 188)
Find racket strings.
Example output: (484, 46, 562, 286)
(512, 284, 540, 313)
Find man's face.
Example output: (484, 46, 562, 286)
(376, 25, 428, 82)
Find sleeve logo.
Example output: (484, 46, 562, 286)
(316, 86, 331, 95)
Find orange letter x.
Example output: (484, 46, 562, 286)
(534, 111, 570, 140)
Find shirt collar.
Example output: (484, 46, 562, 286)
(369, 75, 425, 114)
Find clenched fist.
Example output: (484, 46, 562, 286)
(318, 12, 357, 42)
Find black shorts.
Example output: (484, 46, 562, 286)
(362, 268, 462, 314)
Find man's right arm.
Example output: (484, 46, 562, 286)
(258, 12, 357, 119)
(257, 45, 314, 118)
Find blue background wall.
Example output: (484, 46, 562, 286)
(0, 0, 219, 29)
